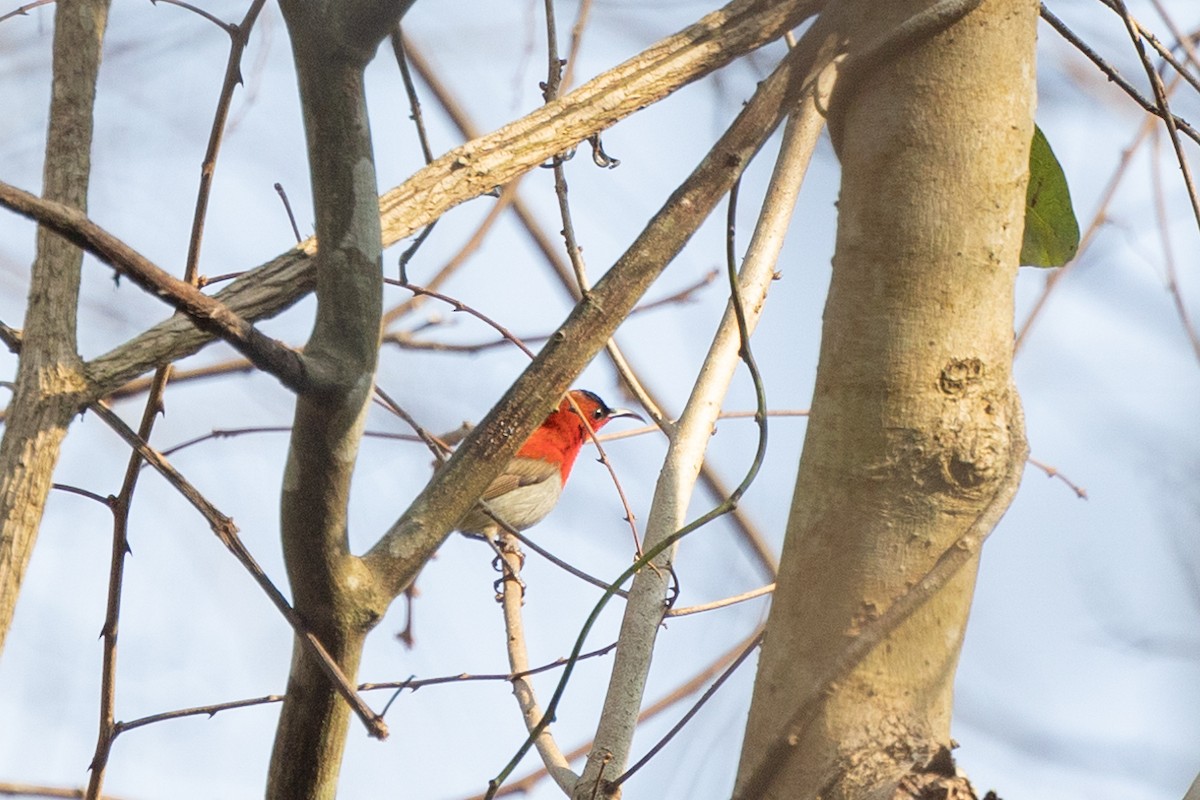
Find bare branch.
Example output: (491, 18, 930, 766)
(471, 626, 765, 800)
(496, 533, 579, 792)
(666, 583, 775, 617)
(1108, 0, 1200, 364)
(1040, 3, 1200, 145)
(613, 630, 764, 786)
(84, 0, 821, 398)
(574, 35, 830, 795)
(0, 781, 128, 800)
(363, 1, 810, 609)
(0, 0, 53, 24)
(1026, 456, 1088, 499)
(84, 401, 385, 739)
(0, 182, 310, 392)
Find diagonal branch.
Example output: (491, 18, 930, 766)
(0, 181, 309, 393)
(84, 400, 385, 739)
(81, 0, 821, 399)
(362, 7, 812, 609)
(574, 67, 830, 794)
(399, 31, 782, 580)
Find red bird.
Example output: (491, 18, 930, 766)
(456, 389, 642, 537)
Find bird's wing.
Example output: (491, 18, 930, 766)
(479, 458, 559, 502)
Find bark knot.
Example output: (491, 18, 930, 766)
(926, 359, 1012, 493)
(937, 358, 983, 397)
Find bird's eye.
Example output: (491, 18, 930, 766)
(592, 407, 605, 420)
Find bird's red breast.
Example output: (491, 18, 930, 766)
(455, 389, 641, 535)
(516, 390, 614, 483)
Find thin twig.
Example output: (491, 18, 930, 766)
(85, 401, 387, 739)
(613, 630, 764, 786)
(151, 0, 234, 33)
(106, 358, 255, 401)
(159, 425, 424, 458)
(0, 0, 53, 24)
(390, 26, 439, 280)
(563, 383, 643, 556)
(1147, 0, 1200, 75)
(1039, 3, 1200, 145)
(665, 582, 775, 617)
(1109, 0, 1200, 363)
(116, 641, 620, 735)
(1113, 6, 1200, 97)
(86, 368, 172, 799)
(466, 626, 763, 800)
(273, 182, 303, 243)
(560, 0, 595, 92)
(362, 641, 619, 694)
(389, 279, 536, 358)
(392, 28, 434, 163)
(372, 384, 451, 463)
(632, 269, 719, 313)
(510, 530, 631, 597)
(1026, 456, 1088, 499)
(382, 182, 520, 329)
(114, 694, 287, 735)
(0, 782, 128, 800)
(182, 0, 268, 284)
(50, 483, 113, 507)
(496, 532, 579, 792)
(386, 270, 722, 353)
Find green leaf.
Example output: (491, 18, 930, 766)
(1020, 124, 1080, 268)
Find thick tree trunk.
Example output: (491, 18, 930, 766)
(734, 1, 1037, 797)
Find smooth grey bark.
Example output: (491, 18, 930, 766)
(264, 3, 411, 799)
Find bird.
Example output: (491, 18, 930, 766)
(456, 389, 642, 537)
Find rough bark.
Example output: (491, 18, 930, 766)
(0, 0, 110, 659)
(734, 1, 1036, 797)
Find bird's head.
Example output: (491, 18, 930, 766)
(516, 389, 644, 471)
(561, 389, 644, 433)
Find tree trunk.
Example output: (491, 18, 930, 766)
(0, 0, 109, 658)
(265, 4, 408, 797)
(734, 1, 1036, 797)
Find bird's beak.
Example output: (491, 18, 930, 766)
(607, 407, 645, 423)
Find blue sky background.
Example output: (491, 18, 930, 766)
(1, 1, 1198, 798)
